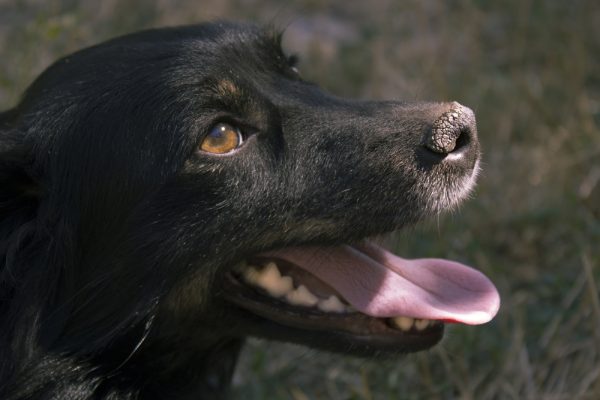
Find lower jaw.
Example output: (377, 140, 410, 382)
(222, 272, 445, 355)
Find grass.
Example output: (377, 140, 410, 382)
(1, 0, 599, 398)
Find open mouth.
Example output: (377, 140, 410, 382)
(225, 238, 500, 353)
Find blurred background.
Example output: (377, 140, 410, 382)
(1, 0, 599, 399)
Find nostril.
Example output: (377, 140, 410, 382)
(424, 105, 475, 155)
(453, 127, 472, 152)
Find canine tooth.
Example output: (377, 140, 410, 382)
(285, 285, 319, 307)
(392, 316, 414, 331)
(415, 319, 430, 331)
(317, 295, 346, 313)
(243, 266, 262, 285)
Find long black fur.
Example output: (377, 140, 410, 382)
(0, 22, 479, 399)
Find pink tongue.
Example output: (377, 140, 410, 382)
(263, 243, 500, 325)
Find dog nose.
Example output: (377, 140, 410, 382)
(424, 102, 476, 155)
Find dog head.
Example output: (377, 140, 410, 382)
(0, 22, 498, 387)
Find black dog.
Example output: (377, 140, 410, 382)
(0, 22, 499, 399)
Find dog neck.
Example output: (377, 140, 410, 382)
(2, 336, 244, 400)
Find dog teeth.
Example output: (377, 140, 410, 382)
(414, 319, 430, 331)
(243, 262, 293, 297)
(242, 264, 441, 327)
(317, 295, 346, 313)
(285, 284, 319, 307)
(392, 316, 414, 331)
(242, 262, 352, 312)
(242, 263, 441, 328)
(242, 264, 441, 328)
(391, 317, 436, 331)
(243, 266, 262, 285)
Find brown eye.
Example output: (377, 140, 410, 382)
(200, 123, 243, 154)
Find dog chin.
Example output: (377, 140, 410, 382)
(422, 158, 481, 214)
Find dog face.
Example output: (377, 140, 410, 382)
(0, 22, 498, 394)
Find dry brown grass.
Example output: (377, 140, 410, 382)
(1, 0, 598, 398)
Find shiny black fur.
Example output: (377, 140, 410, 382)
(0, 22, 478, 399)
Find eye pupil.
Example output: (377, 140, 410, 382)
(200, 123, 243, 154)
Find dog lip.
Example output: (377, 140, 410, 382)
(222, 270, 444, 352)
